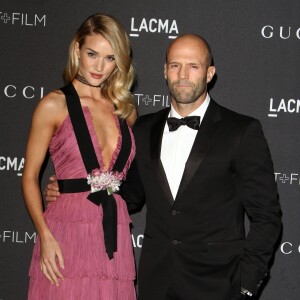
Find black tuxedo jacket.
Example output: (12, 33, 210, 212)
(123, 100, 281, 300)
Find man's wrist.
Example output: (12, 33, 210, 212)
(241, 287, 253, 297)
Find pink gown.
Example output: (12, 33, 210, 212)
(28, 106, 136, 300)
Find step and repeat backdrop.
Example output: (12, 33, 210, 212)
(0, 1, 299, 299)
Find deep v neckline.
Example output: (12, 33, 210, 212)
(83, 106, 122, 173)
(61, 83, 132, 177)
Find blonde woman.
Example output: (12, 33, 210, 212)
(22, 13, 137, 299)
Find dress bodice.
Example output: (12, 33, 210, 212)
(49, 106, 135, 180)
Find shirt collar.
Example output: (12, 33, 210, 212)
(169, 93, 210, 123)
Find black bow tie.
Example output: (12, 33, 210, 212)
(167, 116, 201, 131)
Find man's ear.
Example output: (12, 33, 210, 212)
(164, 63, 167, 80)
(206, 66, 216, 83)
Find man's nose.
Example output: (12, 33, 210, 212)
(179, 66, 188, 79)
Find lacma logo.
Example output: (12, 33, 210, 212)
(130, 17, 179, 39)
(268, 98, 300, 117)
(131, 234, 144, 248)
(0, 156, 24, 176)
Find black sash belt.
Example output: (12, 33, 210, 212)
(57, 178, 118, 259)
(57, 178, 90, 193)
(59, 84, 132, 260)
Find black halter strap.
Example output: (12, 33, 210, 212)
(61, 84, 100, 171)
(57, 84, 132, 259)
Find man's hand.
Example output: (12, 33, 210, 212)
(45, 175, 60, 204)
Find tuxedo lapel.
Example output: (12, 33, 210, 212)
(175, 100, 222, 201)
(150, 108, 174, 205)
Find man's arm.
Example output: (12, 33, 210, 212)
(235, 119, 282, 295)
(120, 158, 145, 213)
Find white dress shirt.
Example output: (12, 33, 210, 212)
(160, 94, 210, 199)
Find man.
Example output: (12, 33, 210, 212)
(46, 34, 281, 300)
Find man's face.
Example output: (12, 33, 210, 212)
(164, 37, 215, 106)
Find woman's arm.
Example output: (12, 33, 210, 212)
(22, 91, 66, 286)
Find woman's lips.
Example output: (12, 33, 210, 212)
(90, 73, 103, 79)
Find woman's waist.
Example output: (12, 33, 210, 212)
(56, 170, 125, 195)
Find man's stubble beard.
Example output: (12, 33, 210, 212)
(167, 79, 207, 105)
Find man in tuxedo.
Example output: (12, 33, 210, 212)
(46, 34, 281, 300)
(123, 34, 281, 300)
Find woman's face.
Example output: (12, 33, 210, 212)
(76, 34, 116, 86)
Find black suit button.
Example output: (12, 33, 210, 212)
(172, 209, 182, 215)
(172, 240, 180, 245)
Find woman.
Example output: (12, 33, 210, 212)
(22, 13, 137, 299)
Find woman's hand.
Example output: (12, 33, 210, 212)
(40, 234, 64, 286)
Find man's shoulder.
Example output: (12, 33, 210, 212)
(212, 99, 258, 125)
(135, 107, 169, 127)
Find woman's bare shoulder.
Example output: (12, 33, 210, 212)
(40, 89, 66, 109)
(33, 89, 67, 124)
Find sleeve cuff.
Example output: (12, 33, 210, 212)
(241, 287, 253, 297)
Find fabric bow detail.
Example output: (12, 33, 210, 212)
(87, 191, 117, 260)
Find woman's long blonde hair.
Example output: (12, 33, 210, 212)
(64, 13, 135, 118)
